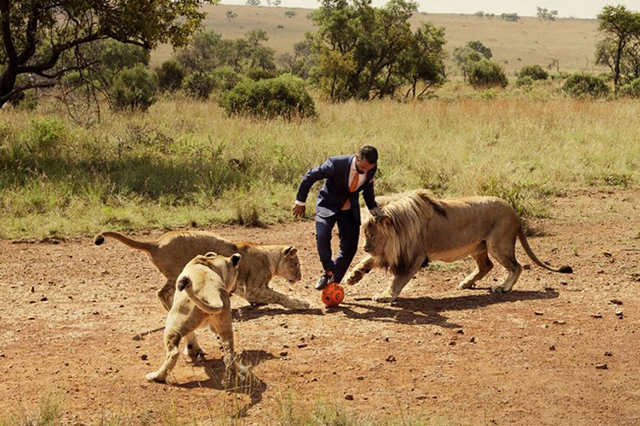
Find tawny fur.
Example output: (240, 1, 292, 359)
(346, 190, 572, 302)
(145, 253, 248, 385)
(93, 230, 307, 311)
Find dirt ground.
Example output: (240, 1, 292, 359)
(1, 189, 639, 425)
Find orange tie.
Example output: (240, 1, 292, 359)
(343, 172, 360, 210)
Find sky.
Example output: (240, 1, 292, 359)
(220, 0, 640, 19)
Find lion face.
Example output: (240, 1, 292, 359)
(363, 216, 392, 256)
(279, 246, 302, 283)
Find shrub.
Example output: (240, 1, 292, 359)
(23, 118, 67, 155)
(155, 60, 185, 92)
(616, 77, 640, 98)
(211, 67, 248, 93)
(516, 75, 534, 88)
(182, 72, 216, 99)
(562, 73, 609, 99)
(110, 65, 157, 111)
(468, 59, 508, 89)
(518, 64, 548, 81)
(221, 74, 316, 120)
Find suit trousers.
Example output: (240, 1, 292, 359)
(315, 209, 360, 283)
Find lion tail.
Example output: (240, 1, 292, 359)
(93, 231, 156, 254)
(177, 276, 225, 315)
(517, 227, 573, 274)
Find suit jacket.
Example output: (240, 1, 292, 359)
(296, 155, 377, 225)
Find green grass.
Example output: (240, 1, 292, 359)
(1, 89, 639, 239)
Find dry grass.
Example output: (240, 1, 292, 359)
(151, 5, 607, 76)
(1, 89, 638, 239)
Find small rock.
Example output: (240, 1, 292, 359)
(610, 299, 623, 305)
(434, 331, 442, 336)
(523, 264, 531, 270)
(310, 377, 318, 382)
(31, 286, 35, 293)
(604, 351, 613, 357)
(141, 354, 148, 361)
(534, 311, 544, 316)
(457, 329, 464, 335)
(597, 270, 605, 274)
(40, 297, 48, 302)
(549, 345, 556, 351)
(615, 309, 624, 319)
(297, 344, 308, 349)
(280, 351, 288, 357)
(385, 355, 396, 363)
(470, 336, 476, 343)
(416, 395, 428, 400)
(0, 352, 5, 358)
(591, 313, 603, 319)
(553, 320, 566, 325)
(595, 363, 608, 370)
(357, 376, 365, 381)
(344, 394, 354, 401)
(384, 337, 390, 342)
(603, 252, 613, 258)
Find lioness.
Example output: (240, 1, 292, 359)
(146, 252, 248, 385)
(93, 230, 307, 311)
(345, 190, 573, 302)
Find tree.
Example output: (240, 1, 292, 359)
(453, 41, 491, 81)
(537, 7, 558, 22)
(246, 0, 261, 6)
(0, 0, 215, 107)
(597, 5, 640, 87)
(500, 13, 520, 22)
(310, 0, 419, 101)
(226, 10, 238, 22)
(397, 22, 446, 99)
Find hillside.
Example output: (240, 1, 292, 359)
(151, 4, 607, 76)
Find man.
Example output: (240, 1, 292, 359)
(293, 145, 381, 290)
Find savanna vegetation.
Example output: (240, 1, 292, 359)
(1, 2, 640, 240)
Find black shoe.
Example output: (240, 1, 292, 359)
(315, 273, 332, 290)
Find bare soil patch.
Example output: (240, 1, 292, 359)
(1, 189, 639, 424)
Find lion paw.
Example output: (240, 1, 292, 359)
(145, 371, 165, 383)
(345, 270, 364, 285)
(372, 292, 396, 303)
(458, 281, 475, 290)
(491, 284, 511, 294)
(289, 299, 310, 309)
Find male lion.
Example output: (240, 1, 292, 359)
(345, 190, 573, 302)
(94, 230, 307, 311)
(146, 252, 248, 385)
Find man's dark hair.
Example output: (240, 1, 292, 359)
(358, 145, 378, 164)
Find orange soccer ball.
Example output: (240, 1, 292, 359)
(321, 283, 345, 307)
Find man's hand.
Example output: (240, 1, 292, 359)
(369, 206, 383, 217)
(292, 204, 306, 218)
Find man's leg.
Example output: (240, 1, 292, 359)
(315, 214, 338, 288)
(332, 210, 360, 283)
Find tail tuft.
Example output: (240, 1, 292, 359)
(559, 265, 573, 274)
(94, 234, 105, 245)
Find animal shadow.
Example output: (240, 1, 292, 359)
(336, 288, 560, 328)
(233, 304, 325, 322)
(174, 349, 274, 418)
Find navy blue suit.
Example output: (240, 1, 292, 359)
(296, 155, 378, 283)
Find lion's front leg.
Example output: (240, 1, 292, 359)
(243, 288, 310, 310)
(373, 261, 422, 303)
(345, 255, 377, 285)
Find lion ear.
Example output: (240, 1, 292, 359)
(378, 215, 393, 227)
(231, 253, 242, 267)
(284, 246, 297, 257)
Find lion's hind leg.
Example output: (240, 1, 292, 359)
(157, 278, 176, 312)
(208, 312, 249, 388)
(488, 243, 522, 293)
(458, 251, 494, 290)
(146, 330, 182, 383)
